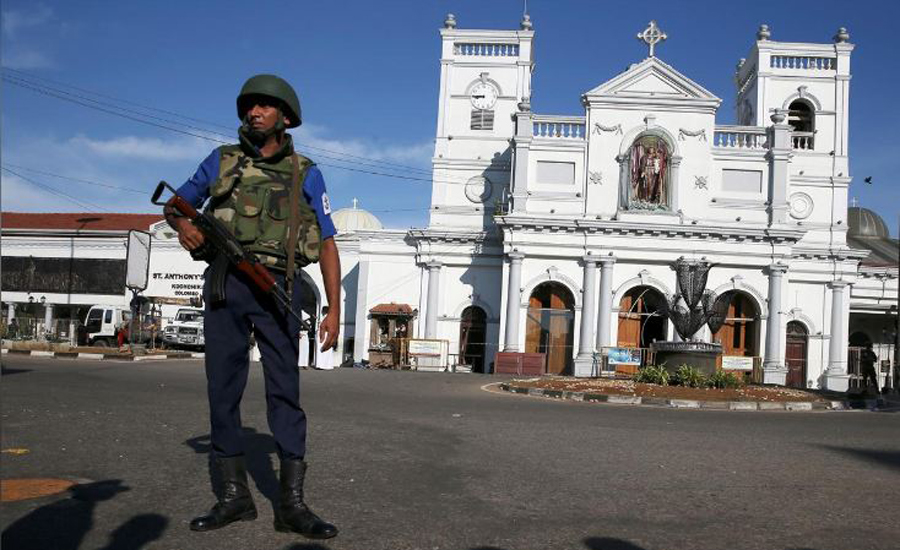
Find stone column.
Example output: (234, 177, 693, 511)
(595, 256, 617, 351)
(44, 304, 54, 339)
(574, 255, 598, 377)
(825, 281, 850, 391)
(511, 101, 533, 214)
(763, 264, 789, 384)
(6, 303, 15, 324)
(424, 261, 442, 339)
(503, 252, 525, 352)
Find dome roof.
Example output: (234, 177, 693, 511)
(848, 207, 889, 239)
(332, 198, 383, 233)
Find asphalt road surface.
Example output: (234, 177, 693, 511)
(2, 355, 898, 550)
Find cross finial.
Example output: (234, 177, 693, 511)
(352, 197, 359, 209)
(637, 21, 667, 58)
(850, 197, 859, 208)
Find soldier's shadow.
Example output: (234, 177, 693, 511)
(184, 428, 280, 505)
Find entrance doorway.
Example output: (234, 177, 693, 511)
(459, 306, 487, 373)
(617, 286, 667, 349)
(525, 282, 575, 375)
(785, 321, 808, 388)
(713, 291, 759, 356)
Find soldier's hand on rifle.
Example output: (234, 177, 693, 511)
(177, 222, 206, 252)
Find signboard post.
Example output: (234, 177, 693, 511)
(126, 230, 151, 352)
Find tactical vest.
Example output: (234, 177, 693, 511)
(207, 145, 322, 272)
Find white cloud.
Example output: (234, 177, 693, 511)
(1, 49, 53, 69)
(68, 134, 217, 162)
(1, 5, 53, 38)
(293, 124, 433, 167)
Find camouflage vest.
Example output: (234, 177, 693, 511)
(207, 145, 321, 271)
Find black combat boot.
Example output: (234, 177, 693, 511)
(273, 459, 338, 539)
(190, 456, 257, 531)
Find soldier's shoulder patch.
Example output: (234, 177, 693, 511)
(322, 193, 332, 215)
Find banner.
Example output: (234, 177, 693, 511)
(607, 347, 642, 365)
(722, 356, 754, 371)
(126, 230, 151, 291)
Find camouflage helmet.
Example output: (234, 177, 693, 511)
(236, 74, 302, 128)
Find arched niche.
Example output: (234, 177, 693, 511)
(616, 124, 682, 212)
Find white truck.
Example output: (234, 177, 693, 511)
(80, 305, 126, 347)
(161, 308, 205, 350)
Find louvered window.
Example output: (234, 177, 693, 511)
(470, 109, 494, 130)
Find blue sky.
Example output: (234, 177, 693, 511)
(2, 0, 897, 235)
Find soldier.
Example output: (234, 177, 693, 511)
(164, 74, 340, 539)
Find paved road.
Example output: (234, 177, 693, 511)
(2, 355, 898, 550)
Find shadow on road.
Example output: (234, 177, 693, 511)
(819, 444, 900, 472)
(1, 479, 168, 550)
(185, 427, 280, 504)
(0, 366, 32, 375)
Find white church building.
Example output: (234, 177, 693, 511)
(2, 16, 897, 392)
(337, 16, 895, 391)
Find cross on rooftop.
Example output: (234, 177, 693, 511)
(850, 197, 859, 207)
(352, 197, 359, 209)
(637, 20, 667, 58)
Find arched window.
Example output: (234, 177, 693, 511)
(627, 135, 671, 210)
(787, 100, 815, 150)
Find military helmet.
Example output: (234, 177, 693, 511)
(237, 74, 302, 128)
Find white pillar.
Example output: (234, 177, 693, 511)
(503, 252, 525, 352)
(6, 303, 15, 323)
(595, 256, 617, 350)
(763, 264, 788, 384)
(766, 110, 791, 225)
(44, 304, 54, 339)
(424, 261, 442, 339)
(574, 255, 598, 377)
(825, 281, 851, 391)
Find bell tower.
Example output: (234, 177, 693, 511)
(734, 25, 853, 160)
(430, 13, 535, 229)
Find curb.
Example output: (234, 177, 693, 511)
(1, 349, 199, 361)
(497, 383, 883, 412)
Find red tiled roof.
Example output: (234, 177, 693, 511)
(1, 212, 163, 231)
(369, 303, 416, 316)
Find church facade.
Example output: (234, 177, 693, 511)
(344, 16, 896, 391)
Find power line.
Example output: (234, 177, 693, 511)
(2, 163, 149, 194)
(3, 67, 444, 178)
(1, 166, 112, 212)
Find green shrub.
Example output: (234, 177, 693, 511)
(633, 364, 669, 386)
(707, 370, 744, 389)
(672, 364, 708, 388)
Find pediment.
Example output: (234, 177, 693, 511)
(149, 219, 177, 239)
(585, 57, 721, 105)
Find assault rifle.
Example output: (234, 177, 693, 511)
(151, 181, 311, 333)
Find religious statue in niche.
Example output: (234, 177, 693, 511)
(629, 135, 669, 210)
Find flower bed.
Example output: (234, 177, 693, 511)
(508, 376, 828, 403)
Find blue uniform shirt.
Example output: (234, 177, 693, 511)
(175, 148, 337, 239)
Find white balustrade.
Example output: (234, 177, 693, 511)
(532, 116, 586, 140)
(713, 126, 768, 150)
(770, 55, 836, 70)
(454, 43, 519, 57)
(791, 131, 815, 150)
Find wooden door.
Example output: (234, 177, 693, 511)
(617, 293, 640, 348)
(714, 293, 758, 356)
(525, 283, 574, 375)
(785, 321, 808, 388)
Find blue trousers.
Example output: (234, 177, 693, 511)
(203, 268, 308, 459)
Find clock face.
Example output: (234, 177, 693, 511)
(470, 83, 498, 110)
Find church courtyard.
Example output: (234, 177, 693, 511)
(2, 355, 898, 550)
